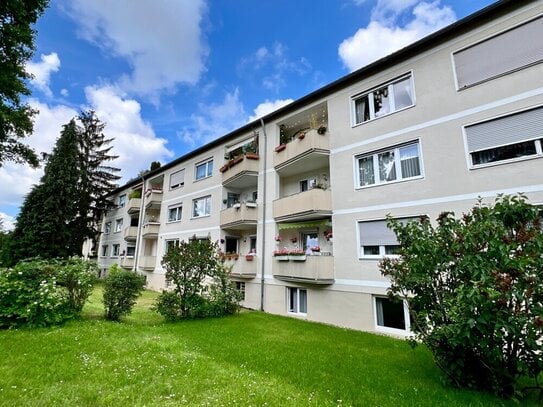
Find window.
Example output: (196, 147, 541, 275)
(126, 246, 136, 257)
(192, 196, 211, 218)
(114, 218, 123, 232)
(356, 141, 422, 187)
(118, 194, 126, 208)
(249, 236, 257, 253)
(287, 287, 307, 315)
(358, 218, 416, 258)
(101, 245, 108, 257)
(454, 16, 543, 89)
(301, 232, 319, 254)
(169, 169, 185, 189)
(465, 107, 543, 167)
(165, 239, 179, 254)
(111, 244, 120, 257)
(235, 282, 246, 301)
(168, 205, 182, 222)
(195, 159, 213, 180)
(375, 296, 409, 332)
(226, 192, 240, 208)
(104, 221, 111, 234)
(225, 236, 238, 254)
(300, 178, 316, 192)
(251, 191, 258, 202)
(352, 74, 414, 125)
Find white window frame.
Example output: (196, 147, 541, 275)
(195, 158, 213, 181)
(235, 281, 246, 301)
(192, 195, 212, 218)
(167, 205, 182, 222)
(357, 217, 419, 259)
(114, 218, 123, 233)
(104, 221, 111, 235)
(373, 296, 411, 336)
(351, 73, 414, 126)
(355, 140, 423, 189)
(111, 244, 120, 258)
(118, 194, 126, 208)
(287, 287, 307, 315)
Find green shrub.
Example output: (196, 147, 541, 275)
(102, 265, 146, 321)
(56, 258, 97, 315)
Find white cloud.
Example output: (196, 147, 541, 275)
(0, 212, 15, 231)
(179, 88, 247, 147)
(339, 1, 456, 71)
(60, 88, 69, 97)
(64, 0, 208, 98)
(249, 99, 294, 122)
(26, 52, 61, 97)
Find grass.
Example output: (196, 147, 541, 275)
(0, 286, 539, 406)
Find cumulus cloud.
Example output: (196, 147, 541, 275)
(26, 52, 61, 97)
(249, 99, 294, 122)
(0, 212, 16, 231)
(339, 1, 456, 71)
(179, 88, 247, 147)
(63, 0, 208, 98)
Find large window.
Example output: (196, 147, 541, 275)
(114, 218, 123, 233)
(375, 296, 409, 332)
(104, 221, 111, 234)
(287, 287, 307, 315)
(118, 194, 126, 208)
(358, 218, 416, 258)
(169, 169, 185, 189)
(465, 107, 543, 167)
(192, 196, 211, 218)
(352, 74, 414, 125)
(111, 244, 120, 257)
(195, 159, 213, 181)
(454, 16, 543, 89)
(168, 205, 182, 222)
(356, 141, 422, 187)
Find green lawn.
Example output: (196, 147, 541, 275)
(0, 286, 537, 406)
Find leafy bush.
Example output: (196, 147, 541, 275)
(380, 195, 543, 398)
(154, 238, 241, 320)
(0, 258, 96, 328)
(102, 265, 146, 321)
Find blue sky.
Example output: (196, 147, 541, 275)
(0, 0, 496, 229)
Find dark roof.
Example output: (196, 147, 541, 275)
(108, 0, 529, 196)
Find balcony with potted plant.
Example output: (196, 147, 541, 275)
(221, 139, 260, 188)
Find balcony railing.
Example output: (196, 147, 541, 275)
(127, 198, 141, 214)
(142, 222, 160, 238)
(220, 154, 259, 188)
(224, 255, 257, 278)
(139, 256, 156, 271)
(123, 226, 138, 241)
(145, 189, 163, 210)
(273, 188, 332, 221)
(273, 254, 334, 284)
(120, 256, 135, 269)
(220, 202, 258, 229)
(274, 129, 330, 174)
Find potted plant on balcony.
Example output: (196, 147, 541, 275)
(324, 229, 333, 242)
(317, 125, 327, 135)
(273, 248, 289, 261)
(311, 246, 321, 253)
(245, 253, 254, 261)
(288, 249, 306, 261)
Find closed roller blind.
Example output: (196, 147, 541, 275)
(454, 16, 543, 89)
(359, 220, 399, 246)
(170, 169, 185, 188)
(465, 106, 543, 152)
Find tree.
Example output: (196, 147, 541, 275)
(0, 0, 49, 167)
(102, 264, 146, 321)
(380, 195, 543, 398)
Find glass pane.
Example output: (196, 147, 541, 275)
(299, 289, 307, 313)
(355, 95, 371, 123)
(302, 233, 319, 253)
(207, 160, 213, 176)
(392, 77, 413, 110)
(373, 87, 391, 117)
(363, 246, 380, 255)
(376, 297, 405, 330)
(385, 245, 401, 255)
(225, 237, 238, 253)
(227, 193, 240, 208)
(471, 141, 537, 165)
(126, 246, 135, 256)
(399, 144, 421, 178)
(193, 200, 202, 217)
(205, 197, 211, 215)
(378, 150, 396, 182)
(300, 180, 308, 192)
(289, 288, 297, 312)
(359, 156, 375, 186)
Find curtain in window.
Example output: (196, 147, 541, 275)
(399, 144, 421, 178)
(378, 151, 396, 181)
(359, 156, 375, 186)
(355, 96, 370, 123)
(392, 77, 413, 110)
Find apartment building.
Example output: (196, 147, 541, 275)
(97, 0, 543, 335)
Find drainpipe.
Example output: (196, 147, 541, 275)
(259, 118, 268, 311)
(133, 176, 146, 272)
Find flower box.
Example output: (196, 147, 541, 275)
(245, 254, 254, 261)
(275, 255, 289, 261)
(246, 201, 257, 208)
(274, 144, 286, 152)
(289, 255, 306, 261)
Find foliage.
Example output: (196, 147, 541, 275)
(0, 0, 49, 167)
(380, 195, 543, 398)
(128, 189, 141, 199)
(0, 258, 96, 328)
(149, 160, 161, 171)
(155, 238, 240, 320)
(102, 265, 146, 321)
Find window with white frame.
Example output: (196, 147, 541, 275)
(192, 196, 211, 218)
(374, 296, 410, 332)
(165, 239, 179, 254)
(118, 194, 126, 208)
(104, 221, 111, 234)
(352, 74, 414, 125)
(299, 178, 317, 192)
(101, 245, 108, 257)
(168, 205, 182, 222)
(235, 281, 246, 301)
(465, 106, 543, 167)
(195, 158, 213, 181)
(358, 218, 416, 258)
(114, 218, 123, 232)
(287, 287, 307, 315)
(169, 169, 185, 189)
(356, 141, 422, 187)
(111, 244, 120, 257)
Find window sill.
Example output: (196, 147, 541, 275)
(375, 325, 412, 337)
(191, 214, 211, 220)
(469, 153, 542, 171)
(287, 311, 307, 317)
(194, 175, 212, 183)
(166, 220, 182, 224)
(355, 175, 423, 191)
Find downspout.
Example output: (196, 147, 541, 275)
(259, 118, 268, 311)
(133, 176, 146, 272)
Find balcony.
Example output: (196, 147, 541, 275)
(127, 198, 141, 214)
(273, 254, 334, 284)
(139, 256, 156, 271)
(273, 188, 332, 221)
(145, 189, 163, 210)
(274, 129, 330, 176)
(120, 256, 135, 269)
(142, 222, 160, 238)
(123, 226, 138, 241)
(220, 202, 258, 230)
(220, 154, 259, 189)
(224, 256, 257, 279)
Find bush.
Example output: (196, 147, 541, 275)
(380, 195, 543, 398)
(56, 258, 97, 315)
(102, 265, 146, 321)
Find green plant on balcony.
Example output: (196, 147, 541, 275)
(128, 190, 141, 199)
